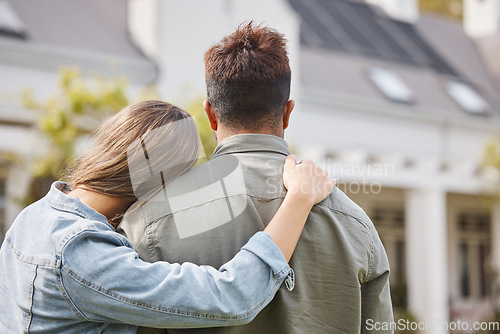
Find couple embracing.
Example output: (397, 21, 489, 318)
(0, 23, 393, 334)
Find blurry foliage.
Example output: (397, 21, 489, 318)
(419, 0, 463, 21)
(20, 66, 215, 205)
(0, 152, 19, 165)
(183, 97, 217, 160)
(482, 139, 500, 201)
(22, 66, 129, 180)
(484, 140, 500, 171)
(168, 83, 217, 161)
(21, 66, 129, 204)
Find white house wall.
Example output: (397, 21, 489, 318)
(134, 0, 301, 101)
(286, 91, 499, 194)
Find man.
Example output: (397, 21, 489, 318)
(121, 23, 393, 333)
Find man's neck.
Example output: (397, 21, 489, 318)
(215, 126, 283, 144)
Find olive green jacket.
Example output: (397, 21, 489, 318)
(121, 134, 393, 334)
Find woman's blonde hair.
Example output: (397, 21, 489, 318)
(70, 100, 200, 202)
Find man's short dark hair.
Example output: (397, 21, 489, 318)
(204, 22, 291, 131)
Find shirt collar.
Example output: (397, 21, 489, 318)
(212, 134, 291, 158)
(45, 181, 108, 223)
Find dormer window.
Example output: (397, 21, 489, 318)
(368, 67, 415, 103)
(446, 81, 488, 115)
(0, 0, 26, 38)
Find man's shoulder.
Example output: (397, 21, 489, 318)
(296, 187, 385, 285)
(313, 187, 375, 234)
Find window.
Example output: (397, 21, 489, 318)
(459, 242, 470, 298)
(372, 205, 406, 307)
(373, 206, 405, 229)
(446, 81, 488, 115)
(368, 67, 414, 103)
(0, 0, 26, 38)
(456, 212, 491, 299)
(479, 243, 487, 297)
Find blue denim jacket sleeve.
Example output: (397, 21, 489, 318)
(60, 226, 293, 328)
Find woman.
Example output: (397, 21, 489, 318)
(0, 101, 335, 333)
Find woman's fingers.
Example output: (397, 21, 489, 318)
(282, 155, 336, 205)
(283, 154, 297, 173)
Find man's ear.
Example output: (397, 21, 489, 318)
(203, 100, 218, 131)
(282, 100, 295, 130)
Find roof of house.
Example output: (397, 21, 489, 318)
(289, 0, 457, 76)
(2, 0, 144, 60)
(288, 0, 500, 118)
(0, 0, 155, 85)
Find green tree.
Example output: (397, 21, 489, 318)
(21, 66, 129, 204)
(23, 67, 129, 178)
(484, 140, 500, 170)
(183, 97, 216, 160)
(483, 139, 500, 201)
(419, 0, 463, 21)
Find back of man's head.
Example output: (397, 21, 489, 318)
(204, 22, 291, 133)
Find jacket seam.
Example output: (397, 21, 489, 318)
(58, 223, 127, 252)
(25, 264, 37, 333)
(46, 198, 91, 220)
(319, 205, 375, 282)
(365, 228, 376, 282)
(273, 266, 293, 280)
(145, 206, 160, 262)
(57, 220, 118, 252)
(4, 237, 59, 267)
(315, 204, 370, 230)
(57, 227, 108, 322)
(98, 323, 110, 333)
(57, 269, 91, 321)
(212, 149, 289, 158)
(46, 191, 104, 223)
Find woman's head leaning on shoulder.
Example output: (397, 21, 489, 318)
(68, 100, 201, 227)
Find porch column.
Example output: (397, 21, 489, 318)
(405, 188, 448, 334)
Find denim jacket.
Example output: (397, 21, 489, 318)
(0, 182, 294, 333)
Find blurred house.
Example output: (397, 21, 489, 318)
(284, 0, 500, 330)
(0, 0, 155, 238)
(1, 0, 500, 333)
(283, 0, 500, 330)
(128, 0, 500, 331)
